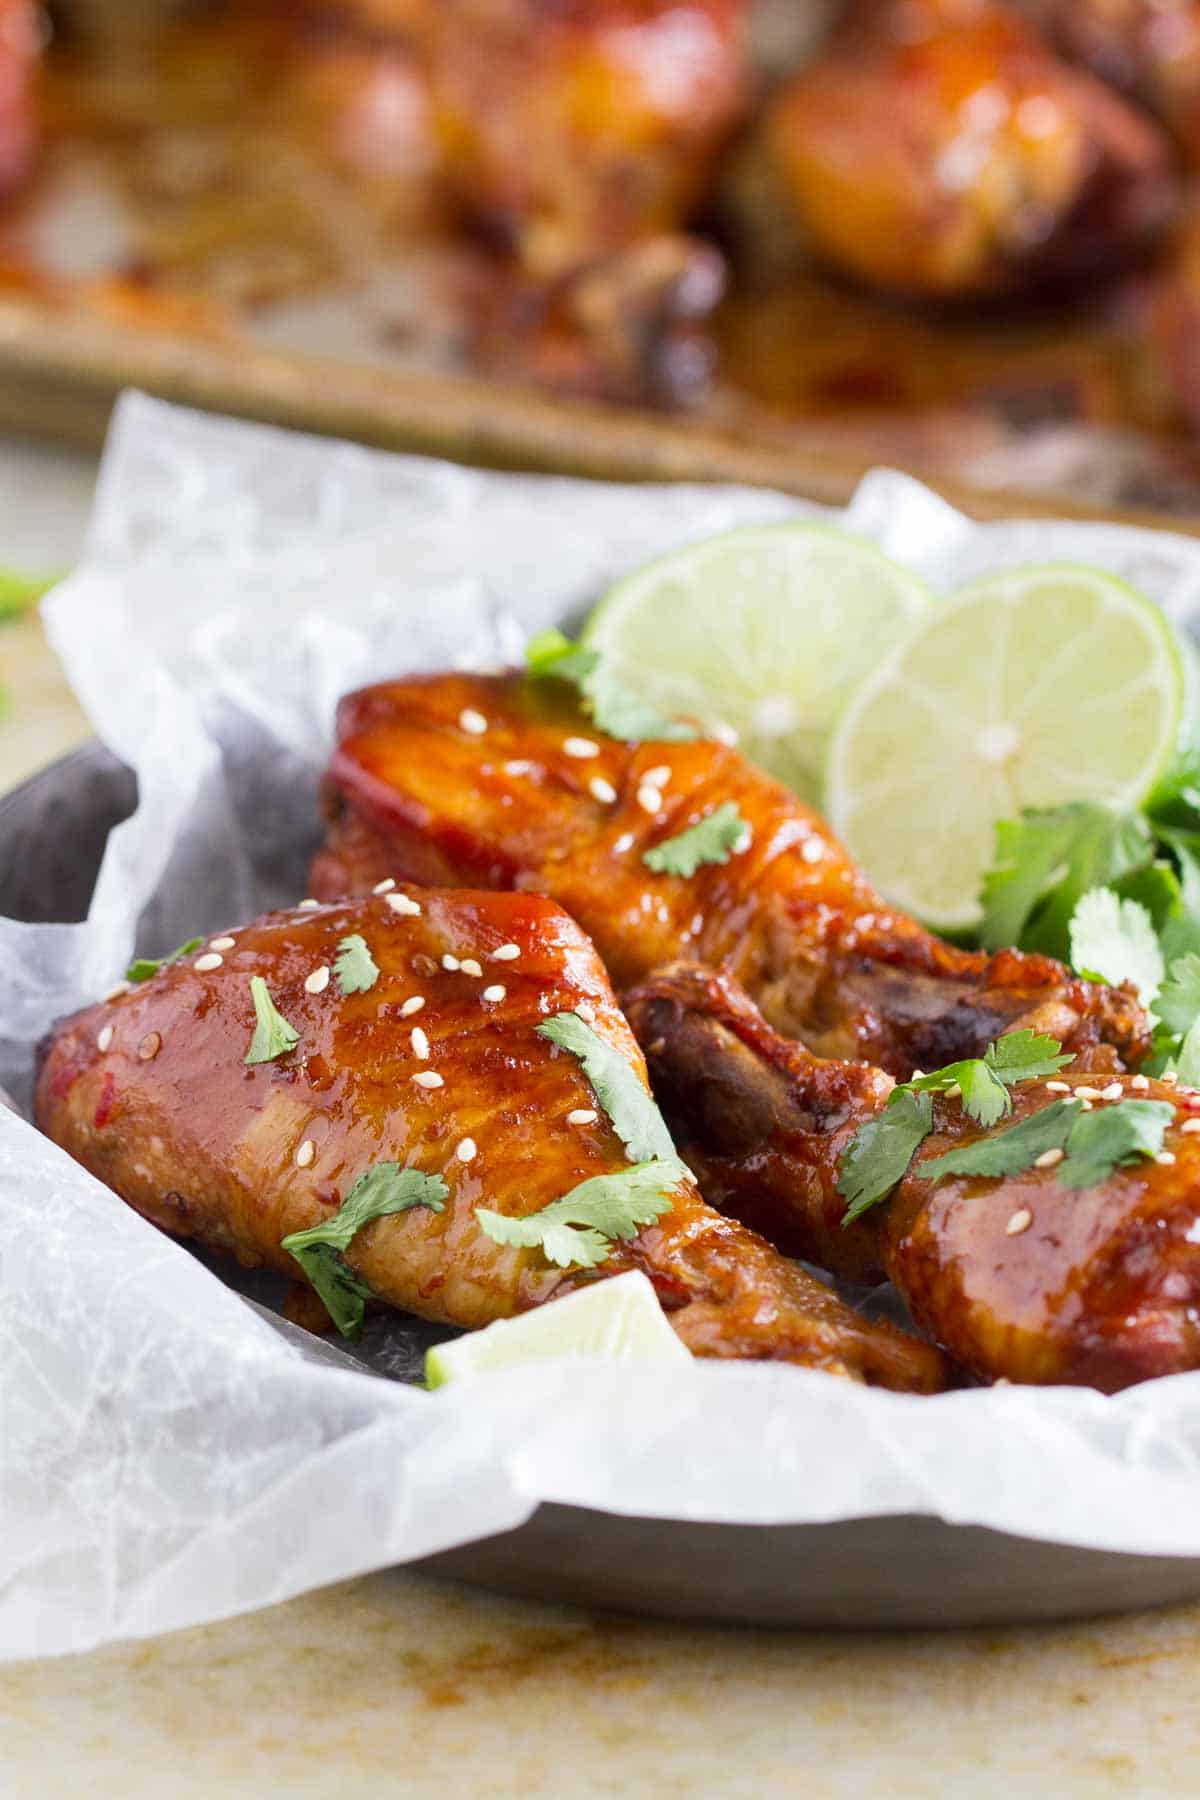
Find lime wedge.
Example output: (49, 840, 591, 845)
(425, 1270, 690, 1388)
(827, 563, 1193, 933)
(582, 523, 931, 802)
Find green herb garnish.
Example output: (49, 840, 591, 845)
(536, 1010, 678, 1164)
(333, 932, 380, 996)
(0, 566, 58, 623)
(838, 1090, 934, 1226)
(245, 975, 301, 1065)
(475, 1162, 678, 1269)
(899, 1030, 1072, 1129)
(125, 937, 203, 983)
(282, 1164, 448, 1338)
(921, 1101, 1080, 1184)
(526, 628, 699, 744)
(643, 802, 748, 877)
(980, 803, 1153, 960)
(1068, 888, 1164, 1006)
(926, 1098, 1173, 1191)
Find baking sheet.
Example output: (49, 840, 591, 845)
(10, 394, 1200, 1660)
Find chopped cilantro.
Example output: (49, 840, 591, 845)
(282, 1164, 447, 1337)
(643, 802, 749, 877)
(475, 1161, 678, 1269)
(537, 1011, 678, 1165)
(333, 932, 380, 996)
(126, 937, 203, 983)
(838, 1090, 933, 1226)
(245, 975, 301, 1065)
(1068, 888, 1164, 1005)
(525, 628, 699, 744)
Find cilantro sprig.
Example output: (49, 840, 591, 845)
(475, 1162, 678, 1268)
(643, 802, 749, 877)
(536, 1010, 678, 1164)
(282, 1164, 447, 1338)
(526, 628, 699, 744)
(923, 1098, 1173, 1191)
(126, 937, 203, 983)
(245, 975, 301, 1065)
(334, 933, 380, 996)
(899, 1030, 1072, 1129)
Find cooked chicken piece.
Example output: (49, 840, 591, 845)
(310, 672, 1152, 1080)
(34, 890, 946, 1389)
(762, 0, 1173, 299)
(0, 0, 38, 201)
(628, 962, 1200, 1391)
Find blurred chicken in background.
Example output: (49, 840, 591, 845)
(0, 0, 37, 198)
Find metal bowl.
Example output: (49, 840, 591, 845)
(7, 742, 1200, 1627)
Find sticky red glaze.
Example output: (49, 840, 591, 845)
(631, 963, 1200, 1391)
(34, 890, 946, 1389)
(312, 670, 1151, 1079)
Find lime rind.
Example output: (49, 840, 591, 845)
(424, 1270, 689, 1388)
(827, 562, 1188, 932)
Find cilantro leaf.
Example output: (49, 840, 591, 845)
(923, 1101, 1077, 1184)
(1177, 1016, 1200, 1087)
(979, 804, 1153, 959)
(245, 975, 301, 1065)
(475, 1162, 678, 1269)
(1056, 1099, 1174, 1190)
(282, 1164, 448, 1338)
(537, 1011, 678, 1164)
(900, 1030, 1071, 1128)
(525, 629, 699, 744)
(125, 937, 203, 983)
(333, 932, 380, 996)
(1068, 888, 1164, 1005)
(837, 1090, 933, 1225)
(1153, 951, 1200, 1035)
(643, 803, 749, 877)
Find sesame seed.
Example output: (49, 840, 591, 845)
(411, 1026, 430, 1059)
(372, 877, 396, 894)
(801, 838, 824, 864)
(1034, 1147, 1064, 1168)
(637, 785, 662, 814)
(713, 721, 739, 746)
(457, 1138, 477, 1164)
(1006, 1208, 1032, 1236)
(1079, 1099, 1094, 1111)
(305, 965, 330, 995)
(1182, 1119, 1200, 1134)
(459, 708, 488, 736)
(1045, 1080, 1071, 1093)
(944, 1082, 961, 1099)
(459, 958, 483, 978)
(589, 776, 617, 805)
(102, 981, 130, 1002)
(733, 829, 753, 855)
(644, 765, 672, 789)
(568, 1108, 598, 1126)
(385, 892, 422, 917)
(442, 954, 460, 972)
(576, 1000, 596, 1023)
(138, 1031, 161, 1061)
(209, 936, 236, 952)
(1074, 1086, 1102, 1102)
(96, 1025, 114, 1053)
(482, 984, 506, 1003)
(493, 943, 520, 962)
(910, 1070, 925, 1082)
(504, 760, 533, 776)
(296, 1139, 316, 1168)
(194, 952, 224, 973)
(401, 995, 426, 1017)
(1163, 1071, 1179, 1085)
(1101, 1082, 1123, 1101)
(1157, 1150, 1177, 1166)
(298, 898, 320, 910)
(1130, 1072, 1150, 1090)
(413, 1071, 444, 1089)
(564, 736, 600, 759)
(613, 832, 635, 854)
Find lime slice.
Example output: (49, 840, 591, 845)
(425, 1270, 690, 1388)
(582, 523, 931, 802)
(827, 563, 1193, 933)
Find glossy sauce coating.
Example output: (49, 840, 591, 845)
(312, 670, 1151, 1079)
(34, 891, 946, 1390)
(631, 962, 1200, 1390)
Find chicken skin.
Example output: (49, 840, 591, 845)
(0, 0, 37, 201)
(310, 672, 1152, 1080)
(763, 0, 1173, 300)
(34, 889, 946, 1389)
(628, 963, 1200, 1391)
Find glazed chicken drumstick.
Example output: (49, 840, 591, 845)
(310, 671, 1151, 1080)
(34, 889, 946, 1390)
(628, 963, 1200, 1392)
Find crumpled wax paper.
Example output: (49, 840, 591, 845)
(10, 393, 1200, 1660)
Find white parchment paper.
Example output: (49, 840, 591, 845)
(10, 393, 1200, 1660)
